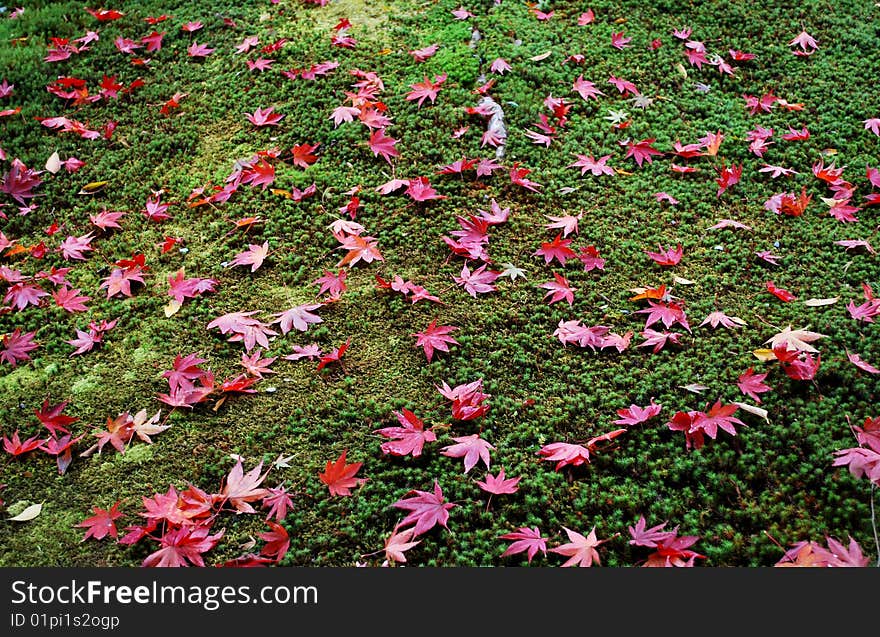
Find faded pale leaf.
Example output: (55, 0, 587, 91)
(9, 502, 43, 521)
(732, 402, 769, 422)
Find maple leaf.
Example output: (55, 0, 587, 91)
(847, 299, 880, 323)
(374, 409, 438, 458)
(544, 213, 581, 237)
(240, 350, 277, 378)
(392, 481, 455, 536)
(569, 153, 614, 176)
(766, 280, 796, 302)
(847, 351, 880, 375)
(52, 287, 91, 313)
(638, 328, 682, 353)
(737, 368, 772, 403)
(245, 106, 284, 127)
(476, 469, 521, 496)
(318, 450, 365, 496)
(262, 485, 294, 522)
(1, 158, 43, 204)
(405, 176, 446, 202)
(313, 269, 347, 300)
(143, 525, 224, 567)
(441, 434, 494, 473)
(217, 460, 269, 513)
(291, 143, 319, 168)
(368, 129, 400, 164)
(500, 527, 547, 564)
(832, 447, 880, 485)
(1, 329, 38, 367)
(59, 232, 94, 261)
(383, 525, 421, 564)
(316, 339, 350, 372)
(690, 400, 744, 439)
(258, 521, 290, 563)
(406, 73, 447, 107)
(789, 30, 818, 55)
(624, 138, 663, 167)
(614, 400, 662, 426)
(337, 234, 384, 267)
(229, 241, 270, 273)
(3, 430, 44, 456)
(273, 303, 323, 334)
(77, 501, 123, 542)
(628, 516, 677, 547)
(140, 486, 192, 526)
(635, 301, 690, 332)
(700, 311, 746, 329)
(715, 164, 743, 196)
(551, 526, 607, 567)
(645, 244, 683, 266)
(100, 266, 145, 299)
(537, 442, 592, 470)
(572, 76, 604, 101)
(187, 42, 215, 58)
(539, 273, 575, 306)
(534, 234, 577, 266)
(764, 326, 825, 353)
(5, 282, 48, 310)
(454, 263, 500, 297)
(412, 320, 459, 362)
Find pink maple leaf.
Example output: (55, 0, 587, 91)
(500, 526, 547, 564)
(392, 481, 456, 536)
(374, 409, 437, 458)
(539, 273, 575, 305)
(229, 242, 270, 273)
(245, 106, 284, 127)
(412, 320, 458, 361)
(441, 434, 494, 473)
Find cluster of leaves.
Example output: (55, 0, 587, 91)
(1, 0, 879, 568)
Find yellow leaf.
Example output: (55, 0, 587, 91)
(9, 502, 42, 522)
(271, 189, 292, 199)
(614, 168, 634, 176)
(752, 349, 776, 362)
(78, 181, 108, 195)
(164, 299, 182, 317)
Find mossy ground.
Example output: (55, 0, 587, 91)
(0, 0, 878, 566)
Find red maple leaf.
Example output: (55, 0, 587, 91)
(374, 409, 438, 457)
(258, 521, 290, 563)
(412, 320, 459, 361)
(291, 143, 319, 168)
(534, 234, 577, 266)
(392, 480, 455, 536)
(318, 449, 365, 496)
(737, 367, 771, 403)
(317, 339, 350, 371)
(142, 524, 224, 567)
(368, 129, 400, 164)
(623, 138, 663, 167)
(77, 501, 123, 541)
(35, 399, 78, 436)
(405, 73, 447, 107)
(766, 280, 796, 302)
(3, 430, 44, 456)
(690, 400, 744, 439)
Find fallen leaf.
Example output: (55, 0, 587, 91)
(78, 181, 109, 195)
(803, 297, 838, 307)
(164, 299, 182, 317)
(752, 348, 777, 361)
(732, 402, 769, 422)
(9, 502, 43, 521)
(45, 151, 62, 174)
